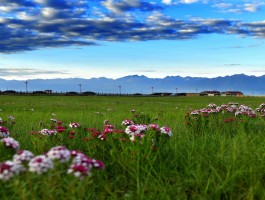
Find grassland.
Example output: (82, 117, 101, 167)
(1, 95, 265, 200)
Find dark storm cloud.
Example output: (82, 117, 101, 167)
(1, 0, 265, 53)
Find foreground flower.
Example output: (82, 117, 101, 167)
(47, 146, 71, 163)
(0, 161, 24, 181)
(68, 154, 104, 179)
(39, 129, 57, 136)
(0, 126, 9, 138)
(1, 137, 20, 150)
(13, 150, 34, 163)
(160, 126, 173, 137)
(28, 155, 54, 174)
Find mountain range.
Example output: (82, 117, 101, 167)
(0, 74, 264, 95)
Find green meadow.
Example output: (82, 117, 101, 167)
(1, 95, 265, 200)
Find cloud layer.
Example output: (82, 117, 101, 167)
(1, 0, 265, 53)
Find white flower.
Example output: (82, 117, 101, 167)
(125, 124, 147, 136)
(69, 122, 80, 128)
(47, 146, 71, 163)
(39, 129, 57, 136)
(160, 126, 173, 137)
(0, 160, 24, 181)
(13, 150, 34, 163)
(121, 119, 134, 126)
(1, 137, 20, 150)
(29, 155, 54, 175)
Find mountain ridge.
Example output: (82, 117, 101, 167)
(0, 74, 264, 95)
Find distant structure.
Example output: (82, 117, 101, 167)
(200, 91, 221, 96)
(221, 91, 244, 97)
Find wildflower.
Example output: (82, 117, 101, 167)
(57, 120, 62, 125)
(69, 131, 76, 135)
(13, 150, 35, 163)
(208, 103, 217, 108)
(0, 161, 24, 181)
(104, 124, 115, 130)
(57, 126, 65, 133)
(39, 129, 57, 136)
(125, 124, 147, 136)
(50, 118, 57, 122)
(160, 126, 173, 137)
(148, 124, 160, 131)
(121, 119, 134, 126)
(8, 116, 15, 121)
(67, 163, 90, 179)
(1, 137, 20, 150)
(70, 150, 85, 157)
(47, 146, 71, 163)
(28, 155, 54, 175)
(0, 126, 9, 138)
(72, 154, 105, 169)
(190, 110, 200, 115)
(69, 122, 80, 128)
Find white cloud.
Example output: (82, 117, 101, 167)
(162, 0, 172, 5)
(180, 0, 199, 4)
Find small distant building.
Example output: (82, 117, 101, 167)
(200, 91, 221, 96)
(221, 91, 244, 97)
(45, 90, 52, 94)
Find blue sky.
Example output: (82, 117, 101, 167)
(0, 0, 265, 80)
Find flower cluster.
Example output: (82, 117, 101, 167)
(187, 102, 261, 118)
(47, 146, 71, 163)
(28, 155, 54, 175)
(0, 126, 9, 138)
(13, 150, 35, 163)
(0, 161, 24, 181)
(39, 129, 57, 136)
(68, 153, 104, 179)
(1, 137, 20, 150)
(0, 137, 105, 181)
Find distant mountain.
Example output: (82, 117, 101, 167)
(0, 74, 265, 95)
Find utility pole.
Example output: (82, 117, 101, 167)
(25, 81, 28, 93)
(151, 86, 154, 94)
(78, 84, 82, 94)
(118, 85, 121, 95)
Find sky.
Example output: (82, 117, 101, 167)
(0, 0, 265, 80)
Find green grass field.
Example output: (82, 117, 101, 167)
(1, 95, 265, 200)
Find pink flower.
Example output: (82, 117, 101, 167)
(148, 124, 160, 131)
(39, 129, 57, 136)
(1, 137, 20, 150)
(160, 126, 173, 137)
(0, 161, 24, 180)
(47, 146, 71, 163)
(13, 150, 34, 163)
(0, 126, 9, 138)
(69, 122, 80, 128)
(121, 119, 134, 126)
(29, 155, 54, 174)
